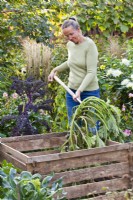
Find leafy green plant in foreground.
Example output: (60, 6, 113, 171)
(0, 77, 53, 136)
(62, 96, 126, 151)
(0, 160, 66, 200)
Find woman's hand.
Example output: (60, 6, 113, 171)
(73, 90, 81, 102)
(48, 70, 57, 82)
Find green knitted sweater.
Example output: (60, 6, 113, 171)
(54, 37, 99, 92)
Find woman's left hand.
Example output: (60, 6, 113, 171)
(73, 90, 81, 102)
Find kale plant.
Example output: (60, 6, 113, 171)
(0, 77, 53, 136)
(0, 160, 67, 200)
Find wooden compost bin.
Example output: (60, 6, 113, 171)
(0, 132, 133, 200)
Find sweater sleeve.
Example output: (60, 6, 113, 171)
(54, 61, 69, 72)
(78, 41, 98, 92)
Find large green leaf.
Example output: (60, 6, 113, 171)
(120, 24, 129, 32)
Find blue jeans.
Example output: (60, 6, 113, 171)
(66, 88, 100, 133)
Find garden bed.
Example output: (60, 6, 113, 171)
(0, 132, 133, 199)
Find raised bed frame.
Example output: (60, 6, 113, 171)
(0, 132, 133, 199)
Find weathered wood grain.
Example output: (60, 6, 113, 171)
(25, 149, 60, 156)
(29, 149, 128, 174)
(89, 191, 127, 200)
(0, 132, 68, 143)
(0, 133, 132, 200)
(0, 132, 68, 151)
(0, 151, 26, 170)
(64, 178, 129, 199)
(25, 143, 129, 162)
(50, 162, 129, 185)
(0, 143, 28, 162)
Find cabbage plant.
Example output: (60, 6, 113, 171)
(0, 160, 66, 200)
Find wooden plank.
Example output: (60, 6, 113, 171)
(89, 191, 126, 200)
(26, 163, 35, 173)
(0, 151, 26, 171)
(64, 178, 129, 199)
(128, 143, 133, 189)
(0, 132, 68, 143)
(0, 143, 29, 163)
(0, 134, 129, 153)
(25, 150, 60, 156)
(27, 143, 129, 163)
(50, 162, 129, 185)
(31, 150, 128, 174)
(4, 137, 64, 152)
(0, 132, 68, 151)
(106, 140, 121, 146)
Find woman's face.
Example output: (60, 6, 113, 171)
(62, 26, 80, 44)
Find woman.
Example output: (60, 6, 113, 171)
(48, 17, 100, 126)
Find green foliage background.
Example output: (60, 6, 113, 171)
(0, 0, 133, 135)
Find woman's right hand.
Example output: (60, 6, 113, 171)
(48, 70, 56, 82)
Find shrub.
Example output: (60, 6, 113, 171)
(98, 38, 133, 133)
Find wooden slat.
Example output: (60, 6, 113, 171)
(0, 151, 26, 171)
(89, 191, 126, 200)
(4, 138, 63, 152)
(0, 132, 68, 143)
(25, 150, 60, 156)
(0, 143, 29, 163)
(0, 134, 128, 153)
(32, 150, 128, 174)
(0, 132, 67, 151)
(106, 140, 121, 145)
(27, 143, 129, 163)
(128, 142, 133, 189)
(64, 178, 129, 199)
(50, 162, 129, 185)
